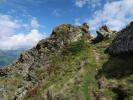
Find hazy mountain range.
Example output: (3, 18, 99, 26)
(0, 50, 23, 68)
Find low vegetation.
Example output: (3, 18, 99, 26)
(0, 23, 133, 100)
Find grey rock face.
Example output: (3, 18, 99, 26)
(0, 86, 8, 100)
(0, 69, 8, 76)
(92, 25, 115, 44)
(51, 23, 91, 44)
(107, 21, 133, 55)
(97, 25, 112, 38)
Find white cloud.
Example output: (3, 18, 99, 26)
(0, 14, 45, 50)
(0, 29, 45, 50)
(75, 0, 88, 8)
(0, 15, 20, 37)
(88, 0, 133, 31)
(74, 0, 102, 8)
(52, 9, 61, 17)
(31, 17, 39, 29)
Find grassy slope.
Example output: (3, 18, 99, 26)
(1, 40, 132, 100)
(94, 40, 133, 100)
(24, 40, 108, 100)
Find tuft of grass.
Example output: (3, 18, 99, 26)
(62, 40, 87, 56)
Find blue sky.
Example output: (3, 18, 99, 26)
(0, 0, 133, 50)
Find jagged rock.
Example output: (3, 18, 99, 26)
(13, 86, 28, 100)
(19, 52, 30, 62)
(92, 25, 115, 44)
(98, 78, 107, 89)
(51, 23, 91, 44)
(107, 21, 133, 55)
(0, 86, 8, 100)
(92, 91, 107, 100)
(0, 69, 8, 76)
(80, 22, 89, 33)
(36, 23, 91, 53)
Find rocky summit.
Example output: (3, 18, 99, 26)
(107, 21, 133, 55)
(0, 22, 133, 100)
(91, 25, 116, 44)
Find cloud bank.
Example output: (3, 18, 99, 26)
(74, 0, 133, 34)
(0, 14, 45, 50)
(87, 0, 133, 32)
(74, 0, 102, 8)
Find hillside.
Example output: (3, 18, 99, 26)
(0, 22, 133, 100)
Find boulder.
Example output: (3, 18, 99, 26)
(92, 25, 115, 44)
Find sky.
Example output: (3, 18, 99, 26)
(0, 0, 132, 50)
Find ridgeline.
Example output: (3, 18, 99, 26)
(0, 22, 133, 100)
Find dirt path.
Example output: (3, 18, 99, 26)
(93, 50, 100, 66)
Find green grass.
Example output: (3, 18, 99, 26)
(24, 40, 92, 99)
(0, 73, 23, 99)
(93, 40, 133, 100)
(2, 39, 132, 100)
(24, 40, 110, 100)
(83, 47, 97, 100)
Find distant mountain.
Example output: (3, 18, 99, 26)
(0, 50, 23, 68)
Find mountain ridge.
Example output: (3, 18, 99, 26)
(0, 22, 133, 100)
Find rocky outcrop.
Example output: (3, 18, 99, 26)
(92, 25, 116, 44)
(0, 23, 91, 100)
(0, 69, 8, 76)
(107, 21, 133, 55)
